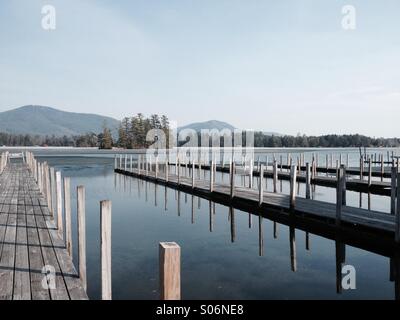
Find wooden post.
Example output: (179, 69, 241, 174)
(289, 165, 297, 209)
(155, 156, 159, 179)
(192, 161, 195, 189)
(210, 160, 214, 192)
(258, 164, 263, 206)
(64, 177, 72, 256)
(391, 167, 397, 215)
(114, 155, 117, 169)
(56, 171, 63, 238)
(381, 157, 384, 182)
(77, 186, 87, 291)
(396, 172, 400, 243)
(165, 160, 169, 183)
(273, 160, 278, 193)
(230, 161, 235, 199)
(101, 200, 112, 300)
(177, 158, 180, 185)
(368, 158, 372, 187)
(159, 242, 181, 300)
(360, 157, 364, 180)
(336, 166, 346, 225)
(45, 164, 52, 211)
(50, 167, 56, 216)
(306, 163, 311, 199)
(130, 155, 133, 172)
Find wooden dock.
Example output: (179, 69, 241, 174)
(0, 159, 88, 300)
(115, 158, 400, 249)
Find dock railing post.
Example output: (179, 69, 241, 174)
(210, 160, 214, 192)
(101, 200, 112, 300)
(159, 242, 181, 300)
(306, 163, 311, 199)
(230, 160, 235, 199)
(360, 157, 364, 180)
(336, 165, 346, 225)
(289, 165, 297, 209)
(77, 186, 87, 291)
(165, 159, 169, 182)
(130, 155, 133, 172)
(56, 171, 64, 238)
(391, 167, 397, 216)
(273, 160, 278, 193)
(258, 164, 263, 206)
(177, 158, 181, 185)
(396, 172, 400, 243)
(381, 157, 385, 182)
(192, 161, 195, 189)
(114, 155, 117, 170)
(64, 177, 72, 256)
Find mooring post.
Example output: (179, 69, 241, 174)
(50, 167, 56, 215)
(101, 200, 112, 300)
(289, 165, 297, 209)
(258, 164, 264, 206)
(306, 163, 311, 199)
(56, 171, 63, 238)
(210, 160, 214, 192)
(177, 158, 181, 185)
(230, 160, 235, 199)
(64, 177, 72, 256)
(119, 155, 122, 169)
(381, 157, 384, 182)
(360, 157, 364, 180)
(336, 165, 346, 225)
(368, 158, 372, 187)
(45, 164, 52, 211)
(77, 185, 87, 291)
(130, 155, 133, 172)
(155, 156, 159, 179)
(391, 167, 397, 215)
(273, 160, 278, 193)
(159, 242, 181, 300)
(396, 172, 400, 243)
(192, 161, 195, 189)
(114, 155, 117, 169)
(165, 159, 169, 182)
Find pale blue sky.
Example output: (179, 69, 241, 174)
(0, 0, 399, 137)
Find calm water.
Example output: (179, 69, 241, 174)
(36, 148, 400, 300)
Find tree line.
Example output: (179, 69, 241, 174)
(0, 121, 399, 148)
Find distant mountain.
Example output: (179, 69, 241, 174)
(0, 105, 120, 136)
(178, 120, 236, 132)
(178, 120, 282, 136)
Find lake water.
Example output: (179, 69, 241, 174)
(34, 148, 400, 300)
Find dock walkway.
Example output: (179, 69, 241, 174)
(0, 162, 88, 300)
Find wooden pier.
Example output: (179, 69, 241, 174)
(115, 155, 400, 248)
(0, 152, 88, 300)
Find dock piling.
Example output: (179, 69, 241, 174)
(101, 200, 112, 300)
(159, 242, 181, 300)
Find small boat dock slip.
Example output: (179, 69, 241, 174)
(0, 161, 88, 300)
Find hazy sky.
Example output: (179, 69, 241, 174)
(0, 0, 399, 137)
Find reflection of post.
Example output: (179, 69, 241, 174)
(248, 213, 252, 229)
(335, 240, 346, 294)
(155, 184, 158, 207)
(177, 191, 181, 217)
(191, 195, 195, 224)
(145, 181, 148, 202)
(273, 222, 277, 239)
(289, 226, 297, 272)
(306, 163, 311, 199)
(258, 215, 264, 257)
(230, 207, 235, 243)
(209, 201, 213, 232)
(164, 186, 168, 212)
(305, 232, 310, 251)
